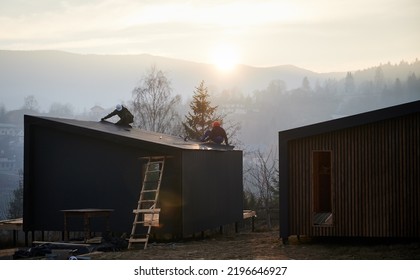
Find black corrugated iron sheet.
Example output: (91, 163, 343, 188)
(26, 116, 234, 151)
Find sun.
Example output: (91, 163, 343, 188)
(211, 44, 239, 72)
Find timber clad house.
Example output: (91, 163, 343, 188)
(279, 100, 420, 241)
(24, 115, 243, 238)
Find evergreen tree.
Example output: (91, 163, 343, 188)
(374, 67, 385, 93)
(183, 80, 219, 140)
(301, 76, 310, 91)
(344, 72, 355, 94)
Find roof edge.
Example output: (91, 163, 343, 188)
(279, 100, 420, 141)
(24, 115, 238, 152)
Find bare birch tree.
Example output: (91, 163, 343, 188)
(244, 149, 278, 229)
(131, 65, 181, 134)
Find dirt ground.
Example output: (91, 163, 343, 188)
(1, 227, 419, 260)
(88, 229, 420, 260)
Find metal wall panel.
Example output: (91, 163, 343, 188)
(182, 150, 243, 236)
(24, 124, 145, 232)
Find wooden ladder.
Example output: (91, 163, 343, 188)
(128, 156, 165, 249)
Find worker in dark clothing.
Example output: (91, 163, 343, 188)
(200, 121, 229, 145)
(101, 104, 134, 127)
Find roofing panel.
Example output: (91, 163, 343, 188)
(25, 115, 235, 151)
(279, 100, 420, 141)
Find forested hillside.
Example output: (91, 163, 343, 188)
(0, 52, 419, 220)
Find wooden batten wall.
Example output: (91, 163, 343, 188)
(287, 112, 420, 238)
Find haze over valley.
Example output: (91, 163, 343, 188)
(1, 50, 345, 112)
(1, 0, 420, 233)
(1, 50, 419, 151)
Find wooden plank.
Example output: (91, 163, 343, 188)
(143, 214, 159, 226)
(128, 238, 148, 243)
(32, 241, 91, 247)
(0, 218, 23, 231)
(243, 210, 256, 219)
(133, 209, 161, 214)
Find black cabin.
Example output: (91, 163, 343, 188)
(24, 115, 243, 238)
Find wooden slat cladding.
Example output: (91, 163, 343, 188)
(287, 112, 420, 238)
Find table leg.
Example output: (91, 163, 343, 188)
(64, 214, 69, 241)
(83, 214, 90, 242)
(106, 215, 111, 232)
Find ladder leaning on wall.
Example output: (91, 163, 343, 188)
(128, 156, 165, 249)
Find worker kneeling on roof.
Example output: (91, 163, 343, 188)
(101, 104, 134, 127)
(200, 121, 229, 145)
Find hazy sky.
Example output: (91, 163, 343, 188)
(0, 0, 419, 72)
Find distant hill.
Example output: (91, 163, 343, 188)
(0, 50, 345, 112)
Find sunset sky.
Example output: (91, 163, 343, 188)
(0, 0, 419, 72)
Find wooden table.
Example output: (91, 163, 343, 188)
(61, 208, 114, 242)
(0, 218, 23, 246)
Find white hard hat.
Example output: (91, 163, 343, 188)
(116, 104, 122, 111)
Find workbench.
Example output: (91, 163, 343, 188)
(61, 208, 114, 242)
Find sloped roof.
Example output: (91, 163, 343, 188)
(279, 99, 420, 141)
(25, 115, 234, 151)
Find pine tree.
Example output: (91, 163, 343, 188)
(344, 72, 355, 94)
(183, 80, 219, 140)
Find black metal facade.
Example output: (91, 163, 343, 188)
(24, 116, 243, 237)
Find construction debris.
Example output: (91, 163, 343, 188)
(12, 235, 128, 260)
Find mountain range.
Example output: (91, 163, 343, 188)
(0, 50, 345, 112)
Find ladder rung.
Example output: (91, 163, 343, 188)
(149, 157, 165, 162)
(144, 180, 160, 184)
(141, 189, 158, 193)
(140, 199, 156, 202)
(128, 238, 148, 243)
(133, 209, 161, 214)
(141, 156, 165, 160)
(146, 169, 161, 173)
(147, 160, 165, 166)
(142, 188, 159, 191)
(149, 159, 165, 162)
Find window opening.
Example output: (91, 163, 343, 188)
(312, 151, 333, 226)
